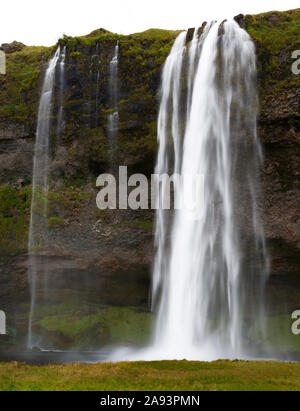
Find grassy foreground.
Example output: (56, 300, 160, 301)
(0, 360, 299, 391)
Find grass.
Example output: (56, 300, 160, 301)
(123, 220, 154, 230)
(0, 360, 299, 391)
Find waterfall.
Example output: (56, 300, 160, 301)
(27, 47, 60, 349)
(107, 42, 119, 142)
(150, 20, 269, 360)
(95, 43, 101, 127)
(56, 46, 66, 140)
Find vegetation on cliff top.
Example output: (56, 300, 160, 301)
(0, 46, 52, 123)
(245, 9, 300, 55)
(0, 9, 299, 128)
(0, 26, 178, 128)
(245, 9, 300, 101)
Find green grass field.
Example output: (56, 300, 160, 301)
(0, 360, 299, 391)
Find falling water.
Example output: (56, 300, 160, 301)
(107, 42, 119, 142)
(150, 20, 269, 361)
(56, 46, 66, 140)
(27, 47, 60, 348)
(186, 26, 200, 116)
(95, 43, 101, 127)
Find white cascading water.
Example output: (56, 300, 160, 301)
(107, 42, 119, 142)
(95, 43, 101, 127)
(56, 46, 66, 139)
(27, 47, 61, 348)
(149, 20, 269, 360)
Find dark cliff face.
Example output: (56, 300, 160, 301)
(244, 11, 300, 329)
(0, 10, 299, 351)
(244, 10, 300, 248)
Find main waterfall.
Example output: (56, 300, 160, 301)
(149, 20, 269, 360)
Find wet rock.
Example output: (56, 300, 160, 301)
(234, 14, 246, 28)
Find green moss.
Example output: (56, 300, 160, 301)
(34, 303, 153, 346)
(0, 216, 28, 255)
(16, 186, 32, 214)
(48, 187, 93, 215)
(123, 220, 154, 230)
(0, 46, 52, 124)
(0, 183, 94, 255)
(131, 28, 181, 40)
(69, 51, 82, 59)
(245, 9, 300, 100)
(47, 217, 64, 229)
(58, 32, 120, 50)
(37, 314, 99, 338)
(245, 9, 300, 55)
(86, 127, 110, 167)
(249, 314, 300, 353)
(0, 186, 32, 255)
(119, 121, 158, 167)
(0, 186, 20, 217)
(0, 182, 97, 255)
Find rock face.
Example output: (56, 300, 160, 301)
(244, 12, 300, 327)
(0, 42, 26, 54)
(0, 9, 299, 352)
(0, 124, 33, 185)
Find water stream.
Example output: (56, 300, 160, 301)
(27, 47, 61, 349)
(107, 42, 119, 143)
(151, 20, 269, 360)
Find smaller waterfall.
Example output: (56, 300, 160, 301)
(88, 59, 93, 127)
(107, 42, 119, 142)
(27, 47, 60, 349)
(95, 43, 101, 127)
(186, 27, 200, 117)
(56, 46, 66, 140)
